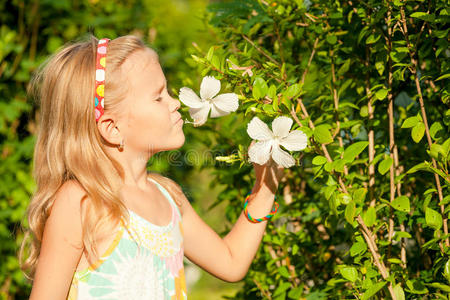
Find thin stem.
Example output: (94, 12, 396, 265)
(399, 4, 449, 247)
(241, 34, 281, 67)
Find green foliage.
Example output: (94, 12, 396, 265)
(186, 0, 450, 298)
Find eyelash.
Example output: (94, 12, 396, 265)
(155, 86, 171, 102)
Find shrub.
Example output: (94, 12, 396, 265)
(185, 0, 450, 298)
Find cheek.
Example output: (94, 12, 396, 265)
(131, 106, 168, 136)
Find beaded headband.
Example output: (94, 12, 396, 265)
(94, 38, 110, 122)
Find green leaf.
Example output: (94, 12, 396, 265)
(378, 156, 393, 175)
(375, 88, 388, 100)
(392, 196, 410, 213)
(406, 279, 429, 294)
(428, 144, 445, 160)
(337, 59, 351, 76)
(363, 206, 376, 227)
(268, 84, 277, 100)
(360, 105, 368, 117)
(412, 122, 425, 143)
(338, 193, 351, 205)
(401, 116, 419, 128)
(272, 94, 279, 111)
(327, 34, 337, 44)
(366, 34, 381, 44)
(312, 155, 328, 165)
(278, 266, 291, 279)
(211, 55, 221, 70)
(444, 259, 450, 284)
(439, 194, 450, 205)
(314, 125, 333, 144)
(410, 12, 435, 22)
(436, 73, 450, 81)
(427, 282, 450, 293)
(393, 284, 405, 300)
(252, 77, 268, 100)
(375, 61, 385, 76)
(345, 201, 356, 224)
(206, 46, 214, 61)
(352, 188, 367, 204)
(425, 207, 442, 230)
(430, 122, 444, 141)
(362, 281, 387, 300)
(350, 241, 367, 256)
(333, 159, 346, 172)
(285, 83, 301, 99)
(388, 258, 404, 264)
(343, 141, 369, 163)
(287, 287, 302, 299)
(273, 282, 291, 297)
(406, 161, 430, 174)
(340, 266, 358, 282)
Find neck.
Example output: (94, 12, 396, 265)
(105, 145, 155, 190)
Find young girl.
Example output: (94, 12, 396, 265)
(20, 34, 284, 300)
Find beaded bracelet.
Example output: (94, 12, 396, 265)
(243, 192, 279, 223)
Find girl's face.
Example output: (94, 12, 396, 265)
(120, 48, 185, 158)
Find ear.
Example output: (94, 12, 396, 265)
(96, 113, 123, 146)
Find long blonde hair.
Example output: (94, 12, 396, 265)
(19, 34, 183, 281)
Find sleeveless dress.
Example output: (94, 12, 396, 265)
(67, 177, 187, 300)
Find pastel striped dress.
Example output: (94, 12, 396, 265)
(67, 178, 187, 299)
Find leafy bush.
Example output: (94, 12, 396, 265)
(184, 0, 450, 298)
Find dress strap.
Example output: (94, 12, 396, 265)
(147, 177, 182, 219)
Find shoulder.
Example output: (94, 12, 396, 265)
(47, 180, 88, 248)
(50, 180, 87, 216)
(146, 173, 189, 216)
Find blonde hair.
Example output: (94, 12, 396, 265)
(19, 34, 183, 281)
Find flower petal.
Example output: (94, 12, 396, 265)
(279, 130, 308, 151)
(188, 103, 211, 127)
(272, 116, 293, 138)
(247, 117, 273, 141)
(248, 141, 272, 165)
(210, 104, 230, 118)
(179, 87, 203, 108)
(212, 93, 239, 113)
(200, 76, 221, 100)
(271, 145, 296, 168)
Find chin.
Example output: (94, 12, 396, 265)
(166, 134, 186, 151)
(174, 134, 186, 149)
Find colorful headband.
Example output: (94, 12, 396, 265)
(94, 38, 110, 122)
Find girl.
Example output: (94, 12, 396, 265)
(20, 34, 284, 299)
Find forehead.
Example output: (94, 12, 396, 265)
(122, 48, 164, 90)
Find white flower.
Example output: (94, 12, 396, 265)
(179, 76, 239, 126)
(247, 116, 308, 168)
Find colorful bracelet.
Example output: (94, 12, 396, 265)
(243, 192, 279, 223)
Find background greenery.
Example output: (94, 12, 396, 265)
(1, 0, 449, 299)
(184, 0, 449, 299)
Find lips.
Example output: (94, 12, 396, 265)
(174, 114, 182, 125)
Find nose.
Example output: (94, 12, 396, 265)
(171, 96, 181, 112)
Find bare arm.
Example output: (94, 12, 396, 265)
(29, 181, 85, 300)
(182, 158, 284, 282)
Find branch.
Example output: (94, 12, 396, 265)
(241, 34, 281, 67)
(399, 5, 449, 247)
